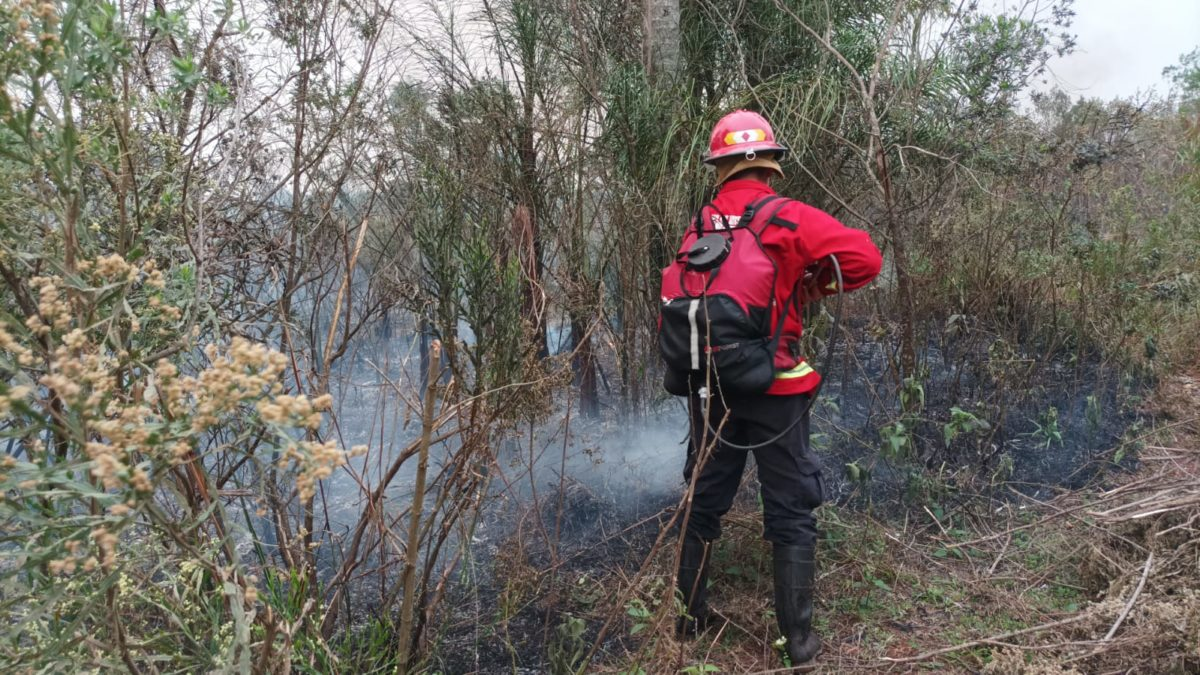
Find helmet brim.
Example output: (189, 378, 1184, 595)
(704, 142, 789, 164)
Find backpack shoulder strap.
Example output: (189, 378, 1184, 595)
(743, 195, 789, 234)
(764, 202, 801, 231)
(740, 195, 781, 223)
(692, 200, 721, 235)
(769, 279, 803, 352)
(742, 196, 799, 350)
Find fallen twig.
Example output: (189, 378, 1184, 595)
(1156, 513, 1199, 537)
(987, 534, 1011, 576)
(1104, 552, 1154, 642)
(877, 613, 1093, 664)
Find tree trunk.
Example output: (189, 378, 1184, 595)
(397, 341, 442, 669)
(571, 315, 600, 418)
(643, 0, 680, 84)
(511, 204, 547, 358)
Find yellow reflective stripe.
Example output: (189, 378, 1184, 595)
(723, 129, 767, 145)
(775, 361, 815, 380)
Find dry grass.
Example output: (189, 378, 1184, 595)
(577, 374, 1200, 674)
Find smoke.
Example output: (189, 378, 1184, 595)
(309, 317, 693, 540)
(528, 408, 690, 509)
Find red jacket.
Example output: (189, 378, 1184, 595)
(705, 179, 882, 395)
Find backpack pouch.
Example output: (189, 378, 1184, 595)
(659, 294, 776, 396)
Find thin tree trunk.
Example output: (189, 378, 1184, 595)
(398, 340, 442, 668)
(571, 316, 600, 418)
(512, 204, 547, 357)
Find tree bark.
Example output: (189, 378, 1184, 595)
(571, 316, 600, 418)
(397, 340, 442, 669)
(643, 0, 680, 84)
(511, 204, 547, 358)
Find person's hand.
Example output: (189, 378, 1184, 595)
(800, 258, 836, 304)
(800, 271, 824, 304)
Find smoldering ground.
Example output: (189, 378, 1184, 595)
(253, 308, 1144, 672)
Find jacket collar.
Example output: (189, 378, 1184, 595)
(717, 178, 776, 198)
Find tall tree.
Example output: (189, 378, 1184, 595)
(644, 0, 680, 83)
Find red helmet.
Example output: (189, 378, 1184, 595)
(703, 110, 789, 164)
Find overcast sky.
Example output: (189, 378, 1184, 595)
(1017, 0, 1199, 99)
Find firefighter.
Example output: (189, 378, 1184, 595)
(673, 110, 882, 666)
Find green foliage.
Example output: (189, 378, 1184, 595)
(905, 466, 955, 506)
(1030, 406, 1064, 449)
(547, 614, 587, 675)
(771, 635, 791, 667)
(403, 148, 538, 403)
(1, 0, 1196, 671)
(600, 62, 684, 185)
(1164, 47, 1200, 112)
(680, 0, 891, 98)
(0, 3, 352, 670)
(944, 406, 991, 448)
(879, 376, 929, 461)
(625, 598, 652, 636)
(845, 459, 871, 485)
(990, 453, 1015, 485)
(880, 420, 912, 460)
(900, 375, 925, 414)
(1085, 393, 1103, 438)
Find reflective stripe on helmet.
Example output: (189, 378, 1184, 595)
(723, 129, 767, 145)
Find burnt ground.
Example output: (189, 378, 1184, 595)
(342, 325, 1156, 673)
(427, 492, 675, 674)
(815, 320, 1146, 506)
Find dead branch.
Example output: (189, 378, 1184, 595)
(1103, 552, 1154, 642)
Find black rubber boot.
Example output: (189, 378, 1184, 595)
(773, 543, 821, 667)
(675, 534, 711, 637)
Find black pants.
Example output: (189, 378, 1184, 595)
(683, 392, 823, 546)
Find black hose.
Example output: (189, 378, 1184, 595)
(698, 254, 844, 450)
